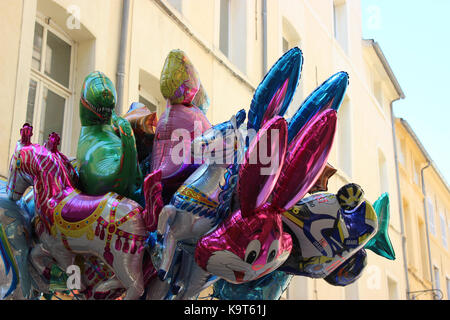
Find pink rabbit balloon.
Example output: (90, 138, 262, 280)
(195, 109, 337, 284)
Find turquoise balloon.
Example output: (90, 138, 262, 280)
(364, 193, 396, 260)
(212, 271, 293, 300)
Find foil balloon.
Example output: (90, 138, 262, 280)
(77, 252, 156, 300)
(324, 249, 367, 287)
(0, 179, 35, 299)
(308, 163, 337, 194)
(7, 125, 161, 300)
(271, 109, 337, 211)
(77, 71, 143, 202)
(195, 116, 292, 284)
(212, 271, 293, 300)
(192, 82, 210, 115)
(152, 50, 212, 200)
(195, 110, 337, 284)
(117, 103, 158, 201)
(247, 47, 303, 133)
(287, 71, 349, 143)
(155, 111, 246, 298)
(160, 49, 201, 106)
(118, 102, 158, 164)
(364, 193, 395, 260)
(279, 183, 380, 280)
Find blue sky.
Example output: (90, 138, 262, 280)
(361, 0, 450, 184)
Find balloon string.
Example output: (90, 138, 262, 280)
(70, 289, 81, 300)
(85, 260, 108, 280)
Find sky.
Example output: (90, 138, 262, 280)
(360, 0, 450, 185)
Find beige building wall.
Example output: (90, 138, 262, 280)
(395, 119, 450, 300)
(267, 0, 407, 300)
(3, 0, 447, 300)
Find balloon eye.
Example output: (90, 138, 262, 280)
(246, 251, 257, 264)
(244, 240, 261, 265)
(267, 250, 276, 263)
(267, 240, 279, 264)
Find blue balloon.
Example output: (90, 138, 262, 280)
(287, 71, 349, 143)
(247, 47, 303, 133)
(212, 271, 293, 300)
(324, 249, 367, 287)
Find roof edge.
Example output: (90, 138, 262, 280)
(398, 118, 450, 194)
(363, 39, 405, 100)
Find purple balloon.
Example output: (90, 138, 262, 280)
(151, 104, 211, 194)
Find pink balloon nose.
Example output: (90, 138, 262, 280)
(252, 264, 265, 271)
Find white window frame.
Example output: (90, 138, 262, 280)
(397, 138, 406, 166)
(433, 265, 441, 293)
(281, 17, 303, 119)
(219, 0, 231, 57)
(333, 0, 349, 54)
(139, 86, 163, 117)
(29, 14, 76, 155)
(440, 211, 448, 249)
(412, 159, 420, 186)
(378, 148, 389, 195)
(166, 0, 183, 13)
(427, 197, 436, 236)
(446, 276, 450, 300)
(386, 274, 399, 300)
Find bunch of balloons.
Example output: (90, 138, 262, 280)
(0, 47, 395, 300)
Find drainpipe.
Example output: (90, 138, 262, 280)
(116, 0, 131, 114)
(390, 100, 411, 299)
(421, 163, 434, 292)
(262, 0, 268, 75)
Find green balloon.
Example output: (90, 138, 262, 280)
(76, 71, 143, 201)
(49, 264, 69, 293)
(364, 193, 396, 260)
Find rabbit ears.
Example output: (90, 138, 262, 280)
(238, 116, 288, 217)
(271, 109, 337, 210)
(238, 109, 337, 216)
(247, 47, 303, 133)
(287, 71, 348, 143)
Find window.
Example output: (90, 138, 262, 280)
(434, 266, 441, 296)
(403, 201, 416, 267)
(138, 95, 157, 113)
(427, 197, 436, 236)
(345, 282, 359, 300)
(413, 159, 420, 186)
(387, 276, 399, 300)
(282, 37, 290, 53)
(418, 220, 430, 280)
(374, 81, 383, 108)
(139, 70, 165, 116)
(219, 0, 230, 57)
(27, 20, 74, 152)
(397, 138, 406, 166)
(167, 0, 182, 12)
(446, 277, 450, 300)
(378, 150, 389, 194)
(219, 0, 247, 73)
(333, 0, 349, 54)
(282, 17, 303, 119)
(337, 98, 352, 177)
(440, 212, 448, 249)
